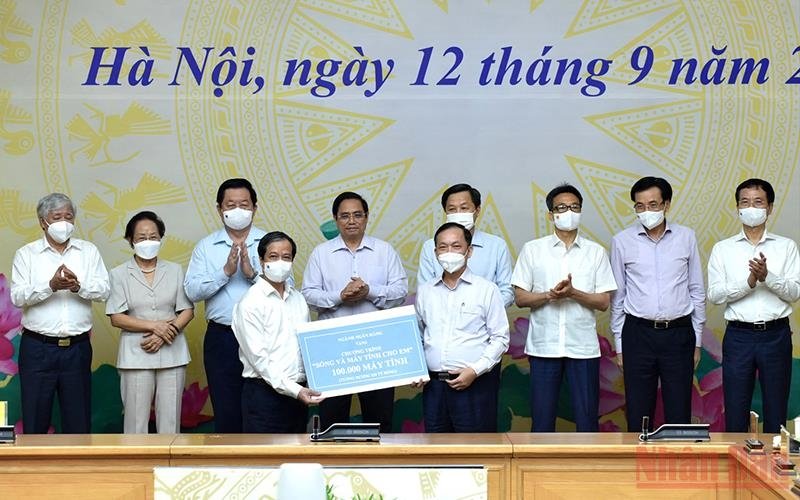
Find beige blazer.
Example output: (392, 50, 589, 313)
(107, 258, 193, 369)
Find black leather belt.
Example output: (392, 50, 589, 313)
(23, 328, 89, 347)
(728, 317, 789, 332)
(626, 314, 692, 330)
(429, 371, 457, 381)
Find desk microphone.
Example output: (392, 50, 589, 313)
(312, 415, 320, 440)
(640, 416, 649, 442)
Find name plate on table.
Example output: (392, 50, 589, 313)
(297, 306, 429, 397)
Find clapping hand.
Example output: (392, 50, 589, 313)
(340, 277, 369, 302)
(748, 252, 767, 286)
(238, 243, 256, 280)
(549, 273, 574, 300)
(223, 244, 240, 277)
(49, 264, 80, 292)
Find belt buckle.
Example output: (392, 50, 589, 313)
(753, 321, 767, 331)
(57, 338, 71, 347)
(653, 320, 669, 330)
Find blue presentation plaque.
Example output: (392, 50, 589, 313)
(297, 305, 430, 397)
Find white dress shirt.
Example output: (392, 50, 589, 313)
(417, 230, 514, 307)
(231, 277, 310, 399)
(415, 268, 509, 376)
(707, 230, 800, 320)
(511, 234, 617, 358)
(11, 236, 110, 336)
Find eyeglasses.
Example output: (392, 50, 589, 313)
(737, 199, 768, 208)
(336, 212, 366, 222)
(633, 201, 664, 213)
(552, 203, 582, 214)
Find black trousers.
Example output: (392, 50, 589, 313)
(722, 322, 792, 433)
(319, 387, 394, 433)
(423, 364, 501, 433)
(19, 332, 92, 433)
(622, 315, 694, 432)
(241, 378, 308, 433)
(203, 321, 244, 433)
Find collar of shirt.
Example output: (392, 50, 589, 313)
(210, 227, 264, 246)
(548, 233, 583, 249)
(432, 267, 475, 289)
(125, 257, 168, 290)
(33, 235, 84, 254)
(330, 234, 376, 253)
(734, 229, 774, 244)
(125, 256, 167, 270)
(635, 220, 673, 241)
(471, 230, 488, 248)
(257, 276, 298, 301)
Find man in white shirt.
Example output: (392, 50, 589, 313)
(417, 183, 514, 307)
(707, 178, 800, 433)
(512, 184, 617, 432)
(414, 222, 509, 432)
(231, 231, 322, 433)
(10, 193, 110, 433)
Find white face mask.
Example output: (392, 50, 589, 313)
(222, 207, 253, 231)
(263, 260, 292, 283)
(445, 212, 475, 232)
(437, 251, 466, 274)
(46, 220, 74, 244)
(553, 211, 581, 232)
(133, 240, 161, 260)
(637, 210, 665, 230)
(738, 207, 767, 227)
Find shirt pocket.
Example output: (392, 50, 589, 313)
(456, 304, 485, 332)
(569, 267, 595, 293)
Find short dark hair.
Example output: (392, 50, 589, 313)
(545, 183, 583, 211)
(332, 191, 368, 216)
(630, 176, 673, 202)
(216, 178, 257, 206)
(434, 222, 473, 247)
(441, 183, 481, 210)
(258, 231, 297, 259)
(124, 211, 165, 245)
(735, 178, 775, 204)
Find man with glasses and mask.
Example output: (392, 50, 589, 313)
(511, 184, 616, 432)
(610, 176, 706, 432)
(413, 222, 509, 432)
(302, 191, 408, 433)
(11, 192, 110, 433)
(185, 178, 265, 433)
(417, 183, 514, 307)
(707, 178, 799, 433)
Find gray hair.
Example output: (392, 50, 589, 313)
(36, 193, 76, 220)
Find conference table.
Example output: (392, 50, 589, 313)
(0, 432, 795, 499)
